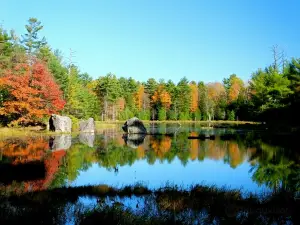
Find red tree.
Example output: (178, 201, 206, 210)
(0, 61, 65, 125)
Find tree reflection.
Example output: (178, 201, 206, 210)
(0, 137, 66, 192)
(0, 127, 299, 195)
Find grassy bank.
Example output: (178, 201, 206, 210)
(0, 127, 51, 139)
(0, 120, 259, 139)
(0, 127, 76, 140)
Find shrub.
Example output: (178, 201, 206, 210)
(193, 109, 201, 121)
(158, 108, 167, 121)
(69, 115, 79, 131)
(119, 108, 134, 120)
(179, 112, 190, 120)
(138, 110, 151, 120)
(228, 110, 235, 121)
(167, 110, 177, 120)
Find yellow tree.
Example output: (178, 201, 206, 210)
(189, 83, 198, 112)
(134, 85, 145, 111)
(151, 85, 171, 109)
(206, 82, 226, 120)
(229, 77, 244, 103)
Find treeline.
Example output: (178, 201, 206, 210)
(0, 18, 299, 126)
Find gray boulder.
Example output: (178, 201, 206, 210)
(49, 114, 72, 133)
(79, 133, 95, 147)
(122, 133, 146, 149)
(49, 135, 72, 151)
(79, 118, 95, 133)
(122, 117, 147, 134)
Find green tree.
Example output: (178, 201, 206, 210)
(166, 79, 179, 120)
(119, 77, 138, 112)
(0, 27, 13, 71)
(177, 77, 191, 118)
(250, 66, 292, 114)
(21, 18, 47, 55)
(96, 73, 122, 120)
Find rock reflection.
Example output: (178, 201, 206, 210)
(79, 133, 95, 147)
(49, 135, 72, 151)
(122, 133, 146, 148)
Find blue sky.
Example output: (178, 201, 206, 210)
(1, 0, 300, 83)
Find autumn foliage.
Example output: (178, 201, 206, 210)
(207, 82, 226, 102)
(0, 61, 65, 125)
(0, 138, 66, 192)
(190, 83, 198, 112)
(150, 136, 172, 159)
(134, 85, 145, 110)
(228, 76, 244, 103)
(0, 137, 48, 164)
(151, 85, 171, 109)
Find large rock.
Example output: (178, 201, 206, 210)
(122, 117, 147, 134)
(49, 114, 72, 133)
(49, 135, 72, 151)
(79, 133, 95, 147)
(79, 118, 95, 133)
(122, 133, 146, 149)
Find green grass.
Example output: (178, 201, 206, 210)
(0, 127, 75, 140)
(0, 127, 52, 139)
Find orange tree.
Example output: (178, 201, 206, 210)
(0, 60, 65, 126)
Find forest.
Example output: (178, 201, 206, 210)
(1, 18, 300, 127)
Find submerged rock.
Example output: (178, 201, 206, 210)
(122, 117, 147, 134)
(49, 135, 72, 151)
(79, 118, 95, 133)
(49, 114, 72, 133)
(123, 133, 146, 148)
(79, 133, 95, 147)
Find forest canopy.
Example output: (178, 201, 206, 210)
(0, 18, 299, 126)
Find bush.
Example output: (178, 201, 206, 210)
(119, 108, 135, 120)
(228, 110, 235, 121)
(179, 112, 190, 120)
(216, 109, 226, 120)
(193, 109, 201, 121)
(68, 115, 79, 131)
(202, 113, 209, 121)
(138, 110, 151, 120)
(167, 110, 177, 120)
(158, 108, 167, 121)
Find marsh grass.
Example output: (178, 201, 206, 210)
(0, 183, 297, 225)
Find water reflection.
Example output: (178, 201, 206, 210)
(49, 135, 72, 151)
(123, 133, 146, 149)
(79, 133, 95, 147)
(0, 125, 299, 195)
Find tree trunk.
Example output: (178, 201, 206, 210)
(112, 104, 115, 121)
(175, 103, 177, 120)
(104, 98, 107, 121)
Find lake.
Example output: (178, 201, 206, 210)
(1, 123, 298, 195)
(0, 123, 299, 224)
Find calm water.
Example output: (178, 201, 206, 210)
(0, 124, 299, 195)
